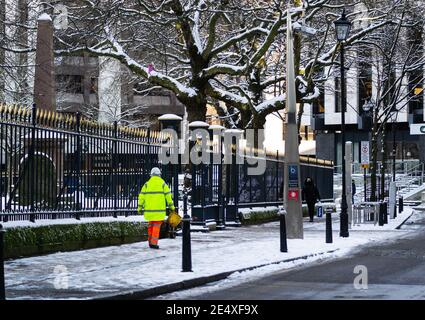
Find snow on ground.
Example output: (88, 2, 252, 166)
(157, 208, 419, 300)
(4, 207, 422, 300)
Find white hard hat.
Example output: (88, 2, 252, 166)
(150, 167, 161, 176)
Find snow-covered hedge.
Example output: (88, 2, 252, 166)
(239, 205, 310, 224)
(3, 221, 164, 259)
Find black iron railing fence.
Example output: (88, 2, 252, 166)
(0, 104, 174, 222)
(0, 104, 334, 223)
(190, 147, 334, 224)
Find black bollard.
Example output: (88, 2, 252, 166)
(326, 208, 333, 243)
(383, 202, 388, 224)
(378, 202, 384, 226)
(182, 192, 192, 272)
(0, 224, 5, 300)
(393, 201, 397, 219)
(280, 210, 288, 253)
(399, 196, 404, 214)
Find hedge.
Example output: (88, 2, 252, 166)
(3, 221, 169, 259)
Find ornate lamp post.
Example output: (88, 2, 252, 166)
(334, 10, 352, 238)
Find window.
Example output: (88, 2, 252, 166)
(409, 70, 424, 123)
(90, 77, 98, 94)
(312, 68, 325, 114)
(312, 86, 325, 114)
(383, 70, 397, 112)
(408, 27, 424, 120)
(358, 57, 372, 114)
(56, 75, 83, 94)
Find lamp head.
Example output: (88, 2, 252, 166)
(334, 10, 352, 41)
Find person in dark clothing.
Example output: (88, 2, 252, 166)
(302, 177, 321, 222)
(352, 179, 356, 203)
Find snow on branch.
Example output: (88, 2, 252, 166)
(255, 94, 286, 114)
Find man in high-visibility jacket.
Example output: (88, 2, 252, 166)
(138, 167, 175, 249)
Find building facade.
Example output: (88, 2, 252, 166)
(311, 25, 425, 169)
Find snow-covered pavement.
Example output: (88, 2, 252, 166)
(4, 207, 421, 300)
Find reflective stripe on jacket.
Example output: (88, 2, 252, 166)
(137, 176, 175, 221)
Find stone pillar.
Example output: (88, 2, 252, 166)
(158, 114, 183, 206)
(34, 13, 55, 111)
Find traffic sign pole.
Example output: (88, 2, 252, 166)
(361, 141, 370, 202)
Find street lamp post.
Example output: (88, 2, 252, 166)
(334, 10, 351, 238)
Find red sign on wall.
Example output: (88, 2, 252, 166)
(288, 190, 299, 201)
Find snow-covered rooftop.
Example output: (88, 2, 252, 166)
(158, 114, 183, 121)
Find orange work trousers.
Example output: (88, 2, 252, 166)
(148, 221, 162, 245)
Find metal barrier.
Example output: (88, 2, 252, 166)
(353, 202, 381, 225)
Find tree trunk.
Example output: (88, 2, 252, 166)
(186, 102, 207, 123)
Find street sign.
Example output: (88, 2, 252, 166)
(410, 124, 425, 135)
(288, 165, 299, 188)
(360, 141, 369, 168)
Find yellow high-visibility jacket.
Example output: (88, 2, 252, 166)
(137, 176, 175, 221)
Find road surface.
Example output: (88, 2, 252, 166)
(184, 216, 425, 300)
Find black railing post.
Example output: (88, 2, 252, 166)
(218, 129, 226, 228)
(75, 113, 81, 220)
(279, 209, 288, 252)
(182, 192, 192, 272)
(232, 144, 240, 225)
(326, 207, 333, 243)
(29, 104, 36, 223)
(262, 155, 267, 203)
(379, 202, 384, 226)
(0, 224, 5, 300)
(113, 121, 118, 218)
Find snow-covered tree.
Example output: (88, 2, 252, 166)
(0, 0, 415, 131)
(53, 0, 400, 129)
(0, 0, 38, 105)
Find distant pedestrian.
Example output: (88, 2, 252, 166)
(302, 177, 321, 222)
(352, 179, 356, 203)
(138, 167, 176, 249)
